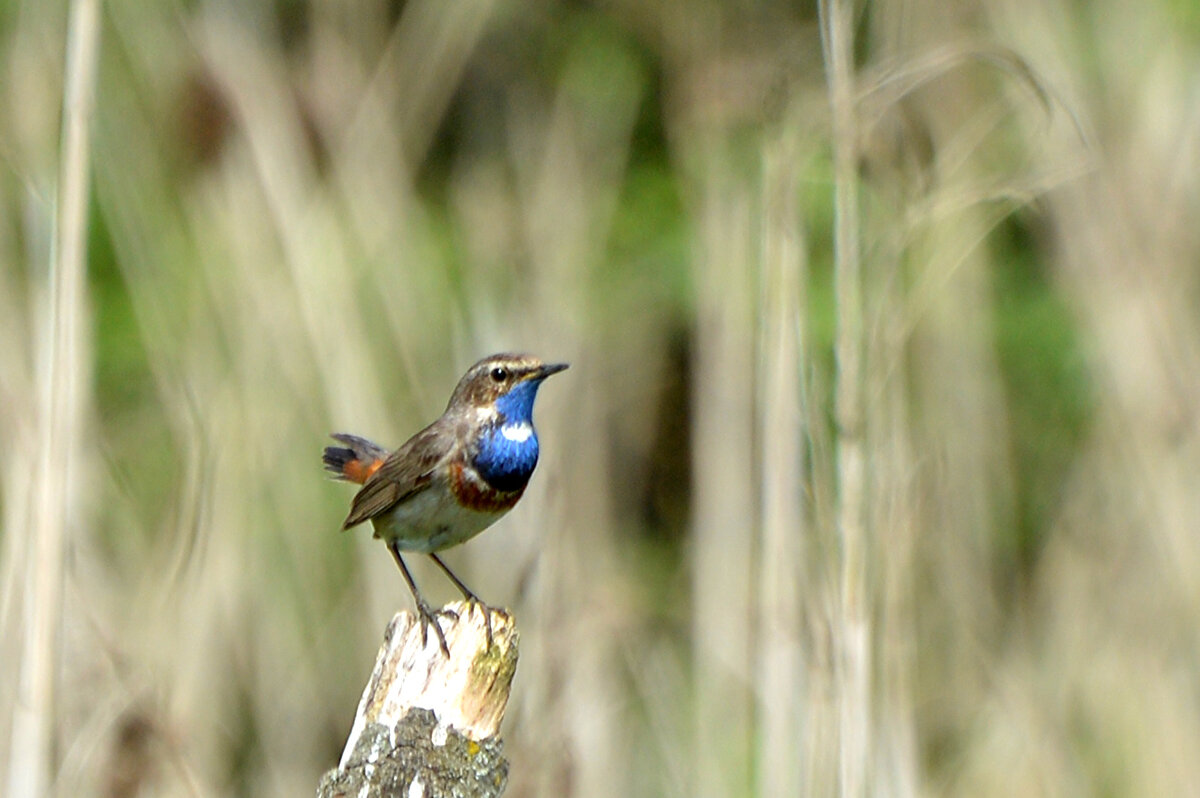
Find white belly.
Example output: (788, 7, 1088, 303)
(369, 485, 507, 553)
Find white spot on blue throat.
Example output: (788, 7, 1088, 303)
(473, 425, 539, 492)
(501, 422, 533, 443)
(472, 377, 549, 492)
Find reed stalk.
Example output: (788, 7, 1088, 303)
(819, 0, 871, 794)
(7, 1, 99, 796)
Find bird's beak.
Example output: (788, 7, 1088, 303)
(535, 362, 569, 380)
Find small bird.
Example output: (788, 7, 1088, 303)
(323, 353, 568, 654)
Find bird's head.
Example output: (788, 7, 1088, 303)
(447, 353, 568, 423)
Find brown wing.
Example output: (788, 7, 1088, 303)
(341, 419, 450, 529)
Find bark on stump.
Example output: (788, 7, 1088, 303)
(318, 602, 518, 798)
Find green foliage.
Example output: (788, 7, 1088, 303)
(993, 211, 1093, 574)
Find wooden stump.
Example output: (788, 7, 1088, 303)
(317, 602, 518, 798)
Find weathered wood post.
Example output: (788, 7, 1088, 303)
(318, 602, 518, 798)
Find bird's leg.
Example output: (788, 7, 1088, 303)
(388, 542, 450, 656)
(429, 552, 493, 649)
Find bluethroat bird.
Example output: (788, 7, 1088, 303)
(323, 353, 568, 655)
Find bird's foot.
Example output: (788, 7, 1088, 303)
(425, 552, 494, 648)
(414, 600, 452, 657)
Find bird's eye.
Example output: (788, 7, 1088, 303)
(490, 367, 508, 382)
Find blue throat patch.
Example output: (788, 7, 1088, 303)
(473, 379, 545, 492)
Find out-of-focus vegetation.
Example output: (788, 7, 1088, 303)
(4, 0, 1200, 795)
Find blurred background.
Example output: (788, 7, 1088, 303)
(3, 0, 1200, 795)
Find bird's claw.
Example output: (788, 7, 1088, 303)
(463, 596, 494, 650)
(415, 600, 451, 657)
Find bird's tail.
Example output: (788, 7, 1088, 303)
(323, 434, 389, 484)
